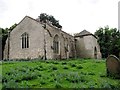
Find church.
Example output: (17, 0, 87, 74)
(3, 16, 101, 60)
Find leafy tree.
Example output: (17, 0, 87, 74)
(95, 26, 120, 58)
(0, 28, 2, 35)
(2, 23, 17, 56)
(39, 13, 62, 29)
(39, 13, 48, 23)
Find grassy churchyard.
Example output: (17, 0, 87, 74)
(0, 61, 2, 89)
(1, 59, 120, 89)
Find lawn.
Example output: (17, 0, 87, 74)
(1, 59, 120, 89)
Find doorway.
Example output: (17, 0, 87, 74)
(94, 47, 97, 59)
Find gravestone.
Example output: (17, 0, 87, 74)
(106, 55, 120, 78)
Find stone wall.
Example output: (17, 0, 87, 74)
(45, 22, 75, 59)
(75, 35, 101, 59)
(4, 16, 76, 60)
(3, 16, 101, 60)
(4, 17, 45, 59)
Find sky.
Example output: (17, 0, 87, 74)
(0, 0, 119, 34)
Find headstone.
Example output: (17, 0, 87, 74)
(106, 55, 120, 78)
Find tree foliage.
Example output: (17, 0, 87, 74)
(2, 23, 17, 55)
(95, 26, 120, 58)
(39, 13, 62, 29)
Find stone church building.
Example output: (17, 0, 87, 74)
(3, 16, 101, 60)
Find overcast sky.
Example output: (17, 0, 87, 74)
(0, 0, 119, 34)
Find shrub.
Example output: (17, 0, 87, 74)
(101, 82, 112, 88)
(18, 81, 30, 88)
(3, 80, 18, 88)
(52, 66, 58, 70)
(61, 62, 67, 65)
(70, 64, 76, 67)
(88, 72, 95, 75)
(80, 72, 87, 75)
(38, 74, 42, 77)
(21, 72, 38, 81)
(66, 72, 86, 83)
(53, 62, 59, 64)
(40, 81, 46, 85)
(49, 79, 54, 82)
(19, 68, 26, 72)
(100, 74, 106, 77)
(76, 65, 83, 69)
(46, 61, 50, 63)
(29, 67, 34, 72)
(39, 65, 43, 68)
(55, 82, 62, 88)
(63, 66, 69, 69)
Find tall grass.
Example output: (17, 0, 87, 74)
(1, 59, 120, 89)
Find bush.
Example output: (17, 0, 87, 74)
(55, 82, 62, 88)
(100, 74, 106, 77)
(28, 67, 35, 72)
(21, 72, 37, 81)
(88, 72, 95, 75)
(70, 64, 76, 67)
(61, 62, 67, 65)
(53, 62, 59, 64)
(46, 61, 50, 63)
(3, 80, 18, 88)
(52, 66, 58, 70)
(66, 72, 86, 83)
(40, 81, 46, 85)
(63, 66, 69, 69)
(49, 65, 58, 71)
(80, 72, 87, 75)
(76, 65, 83, 69)
(101, 83, 112, 88)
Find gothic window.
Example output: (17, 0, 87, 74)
(21, 32, 29, 49)
(53, 35, 59, 54)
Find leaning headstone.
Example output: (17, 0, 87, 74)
(106, 55, 120, 78)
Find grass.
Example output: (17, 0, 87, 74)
(1, 59, 120, 89)
(0, 61, 2, 89)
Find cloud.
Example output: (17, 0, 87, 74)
(0, 0, 119, 34)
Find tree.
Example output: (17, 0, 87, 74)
(39, 13, 62, 29)
(2, 23, 17, 56)
(95, 26, 120, 58)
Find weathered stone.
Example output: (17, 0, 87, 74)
(74, 30, 101, 59)
(3, 16, 102, 60)
(106, 55, 120, 78)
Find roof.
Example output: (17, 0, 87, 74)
(11, 16, 73, 38)
(74, 30, 97, 39)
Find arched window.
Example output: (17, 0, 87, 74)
(53, 35, 59, 54)
(21, 32, 29, 49)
